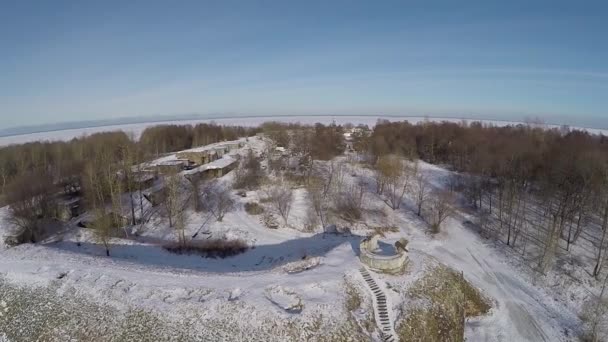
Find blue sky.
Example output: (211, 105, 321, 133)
(1, 0, 607, 129)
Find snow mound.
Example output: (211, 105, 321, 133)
(229, 288, 242, 301)
(282, 257, 321, 274)
(265, 286, 304, 313)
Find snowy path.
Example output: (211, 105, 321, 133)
(407, 162, 581, 341)
(359, 267, 398, 342)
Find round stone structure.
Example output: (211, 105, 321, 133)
(359, 234, 408, 274)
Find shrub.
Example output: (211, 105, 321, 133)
(333, 198, 362, 222)
(283, 171, 306, 186)
(344, 281, 362, 312)
(164, 239, 248, 258)
(333, 185, 366, 222)
(244, 202, 264, 215)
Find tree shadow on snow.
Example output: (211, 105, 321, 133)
(45, 233, 363, 273)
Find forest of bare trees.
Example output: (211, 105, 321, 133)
(361, 120, 608, 278)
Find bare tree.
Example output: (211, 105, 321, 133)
(189, 176, 202, 212)
(476, 209, 492, 239)
(593, 192, 608, 278)
(160, 173, 191, 246)
(307, 177, 330, 229)
(582, 272, 608, 342)
(201, 181, 235, 222)
(292, 128, 315, 183)
(413, 168, 430, 216)
(537, 168, 581, 274)
(4, 171, 57, 243)
(234, 150, 265, 190)
(333, 182, 366, 222)
(83, 160, 114, 256)
(376, 155, 414, 210)
(162, 172, 185, 229)
(119, 138, 138, 226)
(426, 190, 455, 234)
(265, 181, 293, 225)
(90, 208, 113, 256)
(0, 163, 8, 195)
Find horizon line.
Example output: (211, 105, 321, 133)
(0, 114, 605, 139)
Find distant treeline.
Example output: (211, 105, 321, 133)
(365, 120, 608, 181)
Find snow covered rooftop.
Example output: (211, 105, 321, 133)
(158, 159, 189, 166)
(181, 138, 246, 154)
(183, 156, 237, 175)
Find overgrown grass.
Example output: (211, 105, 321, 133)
(370, 225, 400, 236)
(0, 278, 188, 342)
(333, 201, 362, 222)
(0, 278, 371, 342)
(396, 265, 491, 342)
(345, 281, 362, 312)
(344, 278, 376, 336)
(163, 239, 248, 258)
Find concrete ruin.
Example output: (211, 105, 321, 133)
(359, 235, 408, 274)
(176, 140, 245, 166)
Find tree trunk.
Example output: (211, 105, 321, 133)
(593, 201, 608, 278)
(0, 170, 6, 194)
(539, 215, 560, 274)
(512, 195, 527, 248)
(572, 210, 585, 244)
(130, 192, 136, 226)
(488, 190, 492, 212)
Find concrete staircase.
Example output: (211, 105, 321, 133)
(359, 267, 398, 342)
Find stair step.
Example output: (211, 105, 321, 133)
(360, 269, 397, 342)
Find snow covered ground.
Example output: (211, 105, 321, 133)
(1, 115, 606, 146)
(0, 141, 587, 341)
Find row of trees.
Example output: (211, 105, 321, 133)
(359, 120, 608, 278)
(373, 154, 454, 233)
(139, 123, 258, 157)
